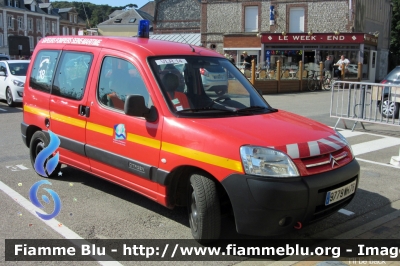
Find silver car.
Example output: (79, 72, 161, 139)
(200, 64, 228, 95)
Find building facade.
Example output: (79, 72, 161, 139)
(56, 7, 86, 36)
(202, 0, 392, 82)
(154, 0, 201, 34)
(0, 0, 58, 56)
(0, 0, 86, 57)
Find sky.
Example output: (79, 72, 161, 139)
(54, 0, 150, 9)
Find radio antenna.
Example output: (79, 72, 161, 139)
(81, 0, 91, 29)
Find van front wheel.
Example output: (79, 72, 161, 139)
(188, 174, 221, 244)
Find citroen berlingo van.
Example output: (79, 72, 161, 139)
(21, 33, 360, 243)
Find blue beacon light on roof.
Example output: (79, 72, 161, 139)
(138, 20, 150, 38)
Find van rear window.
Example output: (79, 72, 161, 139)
(29, 50, 60, 93)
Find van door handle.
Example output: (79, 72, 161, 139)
(78, 105, 90, 117)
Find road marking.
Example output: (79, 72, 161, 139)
(336, 130, 364, 138)
(0, 108, 6, 111)
(355, 157, 400, 169)
(338, 209, 355, 216)
(351, 137, 400, 156)
(0, 180, 123, 266)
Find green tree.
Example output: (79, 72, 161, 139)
(390, 0, 400, 54)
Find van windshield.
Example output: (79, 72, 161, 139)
(149, 56, 275, 117)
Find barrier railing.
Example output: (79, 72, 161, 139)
(330, 81, 400, 130)
(330, 81, 400, 166)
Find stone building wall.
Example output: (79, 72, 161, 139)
(307, 2, 349, 33)
(155, 0, 201, 33)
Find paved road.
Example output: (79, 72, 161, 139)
(1, 89, 399, 265)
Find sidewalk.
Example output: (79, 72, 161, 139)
(236, 209, 400, 266)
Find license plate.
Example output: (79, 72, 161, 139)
(325, 180, 357, 206)
(214, 74, 223, 79)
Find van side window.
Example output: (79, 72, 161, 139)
(52, 51, 92, 100)
(98, 56, 150, 111)
(29, 50, 60, 93)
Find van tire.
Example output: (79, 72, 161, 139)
(188, 174, 221, 244)
(30, 131, 61, 178)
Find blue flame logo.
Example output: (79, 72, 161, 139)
(29, 180, 61, 220)
(34, 130, 60, 177)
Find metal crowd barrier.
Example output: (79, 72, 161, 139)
(330, 81, 400, 131)
(330, 81, 400, 166)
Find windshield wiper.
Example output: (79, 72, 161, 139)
(176, 106, 235, 113)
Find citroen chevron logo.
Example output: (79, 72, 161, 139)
(330, 154, 339, 168)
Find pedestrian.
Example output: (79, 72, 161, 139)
(230, 55, 235, 65)
(242, 51, 252, 70)
(334, 55, 350, 77)
(324, 55, 333, 80)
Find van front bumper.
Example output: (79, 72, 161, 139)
(221, 159, 360, 236)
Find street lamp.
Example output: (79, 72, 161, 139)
(11, 17, 27, 36)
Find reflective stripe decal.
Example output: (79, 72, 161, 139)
(275, 134, 347, 159)
(286, 144, 300, 159)
(318, 138, 342, 150)
(50, 112, 86, 128)
(162, 142, 243, 172)
(308, 141, 320, 156)
(86, 122, 113, 136)
(24, 105, 49, 117)
(127, 133, 160, 150)
(26, 106, 243, 173)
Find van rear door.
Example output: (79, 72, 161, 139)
(49, 50, 95, 171)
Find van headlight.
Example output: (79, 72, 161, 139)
(335, 131, 354, 159)
(240, 146, 299, 177)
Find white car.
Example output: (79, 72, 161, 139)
(347, 64, 358, 74)
(0, 60, 30, 106)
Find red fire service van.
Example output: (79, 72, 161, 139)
(21, 24, 359, 244)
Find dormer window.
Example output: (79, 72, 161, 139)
(129, 18, 136, 23)
(114, 19, 122, 23)
(31, 3, 35, 11)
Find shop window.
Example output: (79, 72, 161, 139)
(245, 6, 258, 32)
(289, 8, 304, 33)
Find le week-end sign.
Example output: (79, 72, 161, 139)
(261, 33, 378, 45)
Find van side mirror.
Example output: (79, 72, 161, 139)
(124, 95, 158, 122)
(0, 71, 6, 77)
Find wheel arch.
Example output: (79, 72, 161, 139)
(165, 166, 231, 211)
(25, 125, 43, 148)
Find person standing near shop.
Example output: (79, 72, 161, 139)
(324, 55, 333, 80)
(334, 55, 350, 77)
(242, 51, 252, 70)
